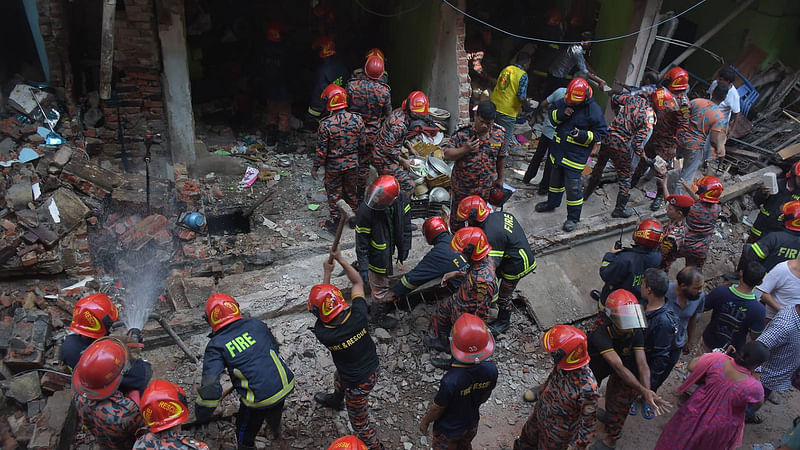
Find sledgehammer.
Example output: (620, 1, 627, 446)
(328, 199, 355, 264)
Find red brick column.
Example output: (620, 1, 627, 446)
(455, 0, 471, 127)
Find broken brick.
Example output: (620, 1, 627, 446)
(0, 219, 16, 234)
(175, 228, 196, 241)
(182, 242, 208, 259)
(21, 253, 38, 266)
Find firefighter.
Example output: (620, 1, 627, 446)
(740, 200, 800, 272)
(312, 84, 364, 234)
(443, 100, 507, 231)
(424, 227, 498, 368)
(260, 21, 292, 153)
(195, 293, 295, 450)
(133, 379, 209, 449)
(307, 36, 348, 125)
(329, 435, 368, 450)
(535, 77, 608, 232)
(72, 338, 143, 450)
(61, 293, 152, 396)
(389, 216, 468, 299)
(589, 290, 670, 450)
(679, 175, 723, 268)
(659, 193, 694, 273)
(456, 195, 536, 334)
(630, 66, 692, 211)
(351, 48, 389, 84)
(373, 91, 430, 195)
(310, 249, 383, 450)
(346, 54, 392, 202)
(514, 325, 599, 450)
(750, 161, 800, 241)
(420, 313, 498, 449)
(595, 219, 663, 307)
(583, 88, 675, 218)
(355, 175, 413, 329)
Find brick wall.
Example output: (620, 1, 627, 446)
(454, 2, 471, 127)
(36, 0, 166, 152)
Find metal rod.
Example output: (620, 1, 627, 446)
(148, 312, 199, 364)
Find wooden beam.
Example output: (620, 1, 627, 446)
(99, 0, 117, 100)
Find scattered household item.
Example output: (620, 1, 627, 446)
(425, 155, 451, 177)
(429, 187, 450, 203)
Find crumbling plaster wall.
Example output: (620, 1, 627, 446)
(428, 0, 470, 132)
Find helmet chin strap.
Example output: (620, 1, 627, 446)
(551, 348, 566, 366)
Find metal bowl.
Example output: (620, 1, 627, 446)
(426, 155, 451, 177)
(429, 187, 450, 203)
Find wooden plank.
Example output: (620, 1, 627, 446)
(778, 142, 800, 160)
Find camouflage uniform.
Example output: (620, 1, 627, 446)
(74, 390, 143, 450)
(373, 108, 414, 195)
(435, 257, 498, 334)
(514, 366, 599, 450)
(346, 73, 392, 202)
(660, 219, 686, 272)
(133, 430, 209, 449)
(679, 201, 721, 268)
(314, 110, 365, 221)
(588, 93, 655, 201)
(446, 123, 508, 231)
(334, 370, 380, 450)
(433, 428, 479, 450)
(631, 91, 690, 184)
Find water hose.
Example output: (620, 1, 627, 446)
(148, 312, 200, 364)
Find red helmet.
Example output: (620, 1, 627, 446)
(69, 293, 119, 339)
(205, 293, 242, 332)
(488, 187, 505, 206)
(663, 67, 689, 92)
(456, 195, 490, 223)
(321, 84, 347, 111)
(542, 324, 590, 371)
(72, 338, 128, 400)
(651, 87, 677, 112)
(782, 200, 800, 232)
(140, 379, 189, 432)
(451, 227, 491, 261)
(402, 91, 430, 116)
(422, 216, 449, 245)
(365, 48, 385, 61)
(565, 78, 592, 104)
(451, 313, 494, 363)
(329, 435, 368, 450)
(365, 175, 399, 210)
(308, 284, 348, 323)
(364, 56, 385, 81)
(696, 175, 723, 203)
(790, 161, 800, 177)
(633, 219, 664, 248)
(265, 21, 284, 42)
(314, 36, 336, 58)
(604, 289, 646, 329)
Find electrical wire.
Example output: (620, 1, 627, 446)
(654, 36, 724, 64)
(441, 0, 709, 45)
(354, 0, 427, 18)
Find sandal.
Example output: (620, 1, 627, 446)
(641, 402, 655, 420)
(628, 400, 639, 416)
(745, 414, 764, 424)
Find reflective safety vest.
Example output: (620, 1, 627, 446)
(491, 65, 526, 118)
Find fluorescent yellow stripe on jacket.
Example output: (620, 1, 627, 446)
(565, 130, 594, 147)
(195, 395, 219, 408)
(551, 109, 562, 125)
(489, 250, 505, 258)
(561, 158, 586, 171)
(232, 351, 295, 408)
(400, 275, 416, 290)
(751, 243, 766, 259)
(355, 226, 371, 234)
(370, 240, 387, 250)
(404, 204, 411, 213)
(750, 227, 762, 237)
(501, 250, 537, 280)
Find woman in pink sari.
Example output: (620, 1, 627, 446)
(655, 341, 769, 449)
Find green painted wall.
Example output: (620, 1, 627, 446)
(383, 2, 440, 106)
(660, 0, 800, 80)
(590, 0, 636, 108)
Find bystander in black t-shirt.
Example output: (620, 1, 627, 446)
(433, 361, 498, 438)
(313, 296, 379, 387)
(587, 319, 645, 383)
(702, 285, 765, 352)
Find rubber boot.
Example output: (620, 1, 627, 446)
(535, 201, 555, 213)
(431, 356, 454, 370)
(313, 391, 344, 410)
(583, 178, 600, 202)
(265, 125, 278, 146)
(650, 194, 665, 211)
(371, 302, 398, 329)
(489, 308, 511, 335)
(238, 445, 256, 450)
(611, 194, 633, 218)
(423, 331, 449, 353)
(562, 219, 578, 232)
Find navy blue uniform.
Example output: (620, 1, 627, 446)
(743, 230, 800, 272)
(751, 180, 800, 239)
(196, 317, 294, 446)
(355, 194, 413, 283)
(309, 57, 349, 118)
(599, 246, 662, 306)
(432, 361, 498, 447)
(61, 334, 152, 393)
(391, 232, 467, 297)
(482, 212, 537, 281)
(546, 98, 607, 222)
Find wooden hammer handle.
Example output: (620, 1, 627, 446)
(328, 219, 347, 264)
